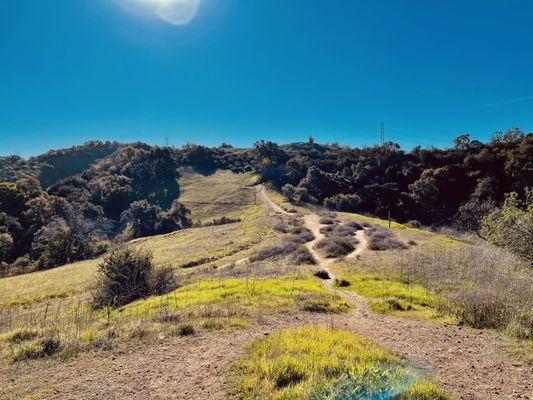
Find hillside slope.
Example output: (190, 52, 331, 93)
(0, 183, 531, 399)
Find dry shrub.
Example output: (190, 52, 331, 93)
(320, 221, 363, 238)
(150, 265, 179, 295)
(288, 246, 317, 265)
(273, 223, 288, 233)
(344, 220, 364, 230)
(315, 236, 358, 258)
(365, 226, 407, 250)
(319, 225, 335, 234)
(92, 247, 176, 308)
(328, 222, 362, 237)
(249, 242, 300, 262)
(319, 217, 336, 225)
(249, 228, 314, 262)
(392, 245, 533, 338)
(287, 227, 315, 243)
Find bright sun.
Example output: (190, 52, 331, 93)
(129, 0, 201, 25)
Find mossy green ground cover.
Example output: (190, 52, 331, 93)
(228, 326, 451, 400)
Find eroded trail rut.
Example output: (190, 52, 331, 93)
(2, 190, 531, 400)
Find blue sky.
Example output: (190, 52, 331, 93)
(1, 0, 532, 157)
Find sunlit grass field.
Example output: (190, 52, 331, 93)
(228, 326, 451, 400)
(0, 274, 348, 363)
(0, 169, 347, 363)
(178, 168, 258, 222)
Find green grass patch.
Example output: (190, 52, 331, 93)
(123, 275, 349, 317)
(228, 326, 451, 400)
(178, 168, 258, 222)
(334, 272, 452, 322)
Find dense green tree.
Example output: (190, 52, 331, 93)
(481, 189, 533, 264)
(324, 193, 361, 212)
(0, 232, 13, 262)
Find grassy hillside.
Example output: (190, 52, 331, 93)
(0, 172, 351, 366)
(0, 170, 272, 309)
(178, 168, 258, 223)
(1, 177, 530, 400)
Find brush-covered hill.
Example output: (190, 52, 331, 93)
(1, 129, 532, 277)
(0, 141, 122, 188)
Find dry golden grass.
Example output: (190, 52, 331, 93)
(178, 168, 258, 223)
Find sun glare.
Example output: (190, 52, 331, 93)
(125, 0, 201, 25)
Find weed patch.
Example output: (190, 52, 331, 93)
(333, 271, 446, 321)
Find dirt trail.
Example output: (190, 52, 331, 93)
(217, 185, 289, 270)
(303, 213, 367, 279)
(257, 185, 290, 215)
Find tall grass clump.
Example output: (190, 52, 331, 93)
(391, 245, 533, 338)
(228, 326, 450, 400)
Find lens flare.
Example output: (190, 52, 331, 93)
(125, 0, 201, 25)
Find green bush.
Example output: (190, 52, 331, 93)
(92, 247, 154, 308)
(481, 189, 533, 265)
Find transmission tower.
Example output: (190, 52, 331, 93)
(380, 122, 385, 145)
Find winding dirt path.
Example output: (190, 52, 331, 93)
(257, 185, 289, 215)
(217, 185, 289, 270)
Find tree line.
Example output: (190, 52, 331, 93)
(1, 129, 531, 275)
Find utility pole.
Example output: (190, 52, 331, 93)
(380, 122, 385, 146)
